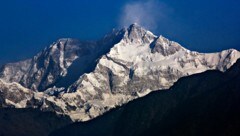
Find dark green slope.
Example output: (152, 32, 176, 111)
(50, 60, 240, 136)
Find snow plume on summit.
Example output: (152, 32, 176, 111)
(119, 0, 169, 31)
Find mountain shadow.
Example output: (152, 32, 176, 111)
(0, 108, 72, 136)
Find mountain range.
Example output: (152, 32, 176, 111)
(0, 24, 240, 122)
(0, 24, 240, 135)
(1, 59, 240, 136)
(50, 59, 240, 136)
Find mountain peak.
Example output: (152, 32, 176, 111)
(150, 35, 186, 55)
(127, 23, 148, 34)
(122, 24, 156, 44)
(128, 23, 141, 29)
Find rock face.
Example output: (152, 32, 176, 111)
(0, 39, 82, 91)
(0, 79, 33, 108)
(0, 24, 240, 122)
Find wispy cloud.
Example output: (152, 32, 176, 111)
(119, 0, 170, 30)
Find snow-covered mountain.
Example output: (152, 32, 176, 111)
(0, 24, 240, 121)
(0, 39, 82, 91)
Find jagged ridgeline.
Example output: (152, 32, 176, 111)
(0, 24, 240, 122)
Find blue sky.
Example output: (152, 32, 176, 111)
(0, 0, 240, 65)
